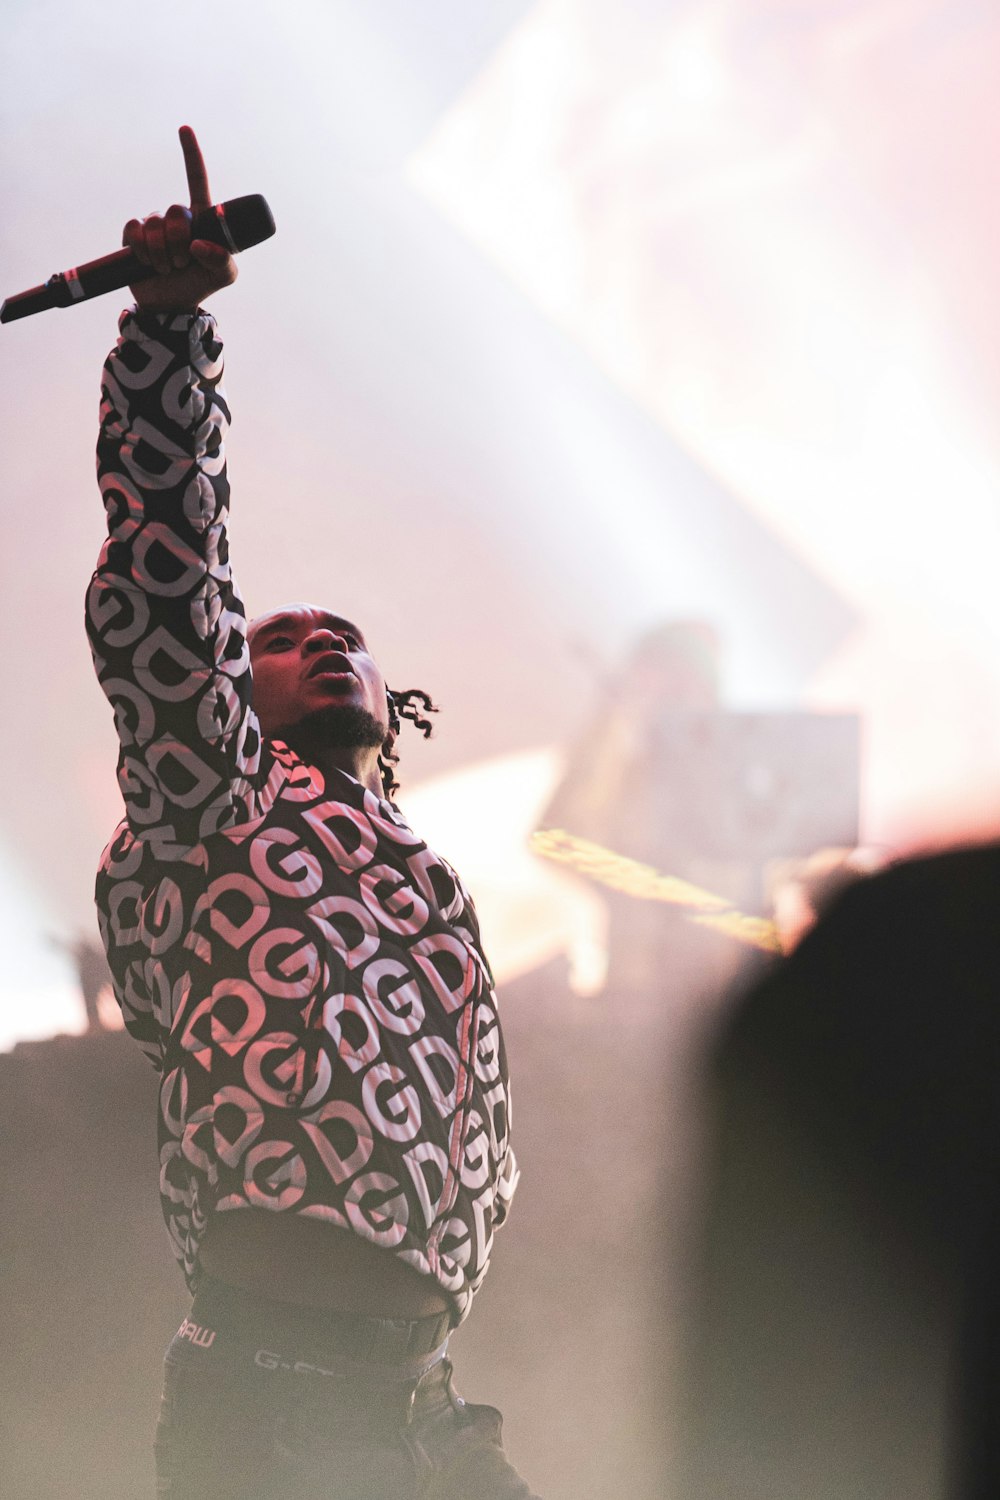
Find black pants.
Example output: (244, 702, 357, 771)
(154, 1279, 540, 1499)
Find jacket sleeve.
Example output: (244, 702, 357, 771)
(86, 309, 263, 857)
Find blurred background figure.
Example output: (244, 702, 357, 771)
(538, 618, 860, 1008)
(48, 932, 117, 1035)
(540, 621, 730, 1002)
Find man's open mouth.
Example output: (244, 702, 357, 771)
(307, 654, 354, 680)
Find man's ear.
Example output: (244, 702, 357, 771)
(381, 727, 397, 758)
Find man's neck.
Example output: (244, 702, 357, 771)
(306, 743, 384, 798)
(265, 706, 388, 799)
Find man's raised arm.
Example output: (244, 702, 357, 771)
(86, 128, 261, 856)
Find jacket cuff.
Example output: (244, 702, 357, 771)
(119, 305, 218, 347)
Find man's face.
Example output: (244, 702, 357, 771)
(248, 604, 390, 739)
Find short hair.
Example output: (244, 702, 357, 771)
(380, 689, 438, 799)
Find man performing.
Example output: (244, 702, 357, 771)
(87, 127, 535, 1499)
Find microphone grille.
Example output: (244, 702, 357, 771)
(214, 195, 277, 252)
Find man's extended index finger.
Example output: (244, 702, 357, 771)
(179, 125, 212, 214)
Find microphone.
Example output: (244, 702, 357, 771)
(0, 194, 276, 324)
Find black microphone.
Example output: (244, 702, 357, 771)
(0, 194, 276, 324)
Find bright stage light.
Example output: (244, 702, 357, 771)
(659, 13, 728, 115)
(408, 0, 1000, 849)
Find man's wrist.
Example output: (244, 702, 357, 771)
(124, 306, 215, 347)
(133, 302, 203, 315)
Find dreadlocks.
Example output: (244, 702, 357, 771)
(380, 689, 438, 799)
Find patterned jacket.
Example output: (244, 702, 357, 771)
(87, 309, 518, 1322)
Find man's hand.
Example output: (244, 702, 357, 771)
(123, 127, 237, 314)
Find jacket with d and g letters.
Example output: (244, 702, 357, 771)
(88, 309, 518, 1324)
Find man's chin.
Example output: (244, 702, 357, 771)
(272, 705, 387, 752)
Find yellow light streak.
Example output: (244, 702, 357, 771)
(530, 827, 780, 953)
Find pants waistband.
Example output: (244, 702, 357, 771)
(187, 1276, 452, 1376)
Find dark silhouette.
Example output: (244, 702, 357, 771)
(682, 841, 1000, 1499)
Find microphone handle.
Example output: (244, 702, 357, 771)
(1, 197, 271, 324)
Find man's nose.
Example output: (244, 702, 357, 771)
(303, 628, 347, 654)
